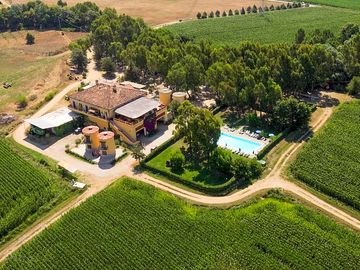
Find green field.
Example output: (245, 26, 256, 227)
(147, 141, 231, 189)
(0, 139, 75, 245)
(291, 101, 360, 210)
(308, 0, 360, 10)
(2, 178, 360, 269)
(165, 7, 360, 45)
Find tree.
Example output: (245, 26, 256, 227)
(206, 62, 235, 99)
(101, 57, 116, 77)
(166, 55, 204, 97)
(210, 148, 233, 174)
(234, 9, 239, 15)
(272, 97, 311, 131)
(340, 23, 359, 43)
(17, 94, 28, 108)
(232, 156, 250, 181)
(228, 9, 233, 16)
(57, 0, 67, 7)
(215, 10, 220, 17)
(202, 11, 207, 19)
(71, 48, 87, 72)
(295, 28, 305, 44)
(346, 76, 360, 95)
(252, 5, 258, 13)
(209, 11, 214, 18)
(246, 6, 252, 13)
(222, 11, 227, 17)
(174, 101, 221, 161)
(131, 144, 145, 162)
(170, 150, 185, 172)
(196, 12, 201, 19)
(25, 32, 35, 45)
(241, 7, 246, 15)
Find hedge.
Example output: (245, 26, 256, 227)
(142, 161, 239, 195)
(257, 130, 289, 160)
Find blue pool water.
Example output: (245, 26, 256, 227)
(217, 132, 262, 154)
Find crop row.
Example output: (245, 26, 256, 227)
(2, 178, 359, 269)
(0, 140, 70, 241)
(291, 101, 360, 210)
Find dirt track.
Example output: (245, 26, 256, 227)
(2, 88, 360, 262)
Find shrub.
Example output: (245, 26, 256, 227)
(17, 94, 28, 108)
(276, 5, 281, 10)
(270, 5, 275, 11)
(210, 148, 233, 174)
(25, 32, 35, 45)
(75, 138, 82, 146)
(228, 9, 233, 16)
(346, 76, 360, 95)
(44, 91, 56, 102)
(246, 6, 251, 13)
(209, 11, 214, 18)
(280, 4, 287, 9)
(264, 6, 269, 12)
(196, 12, 201, 19)
(287, 3, 292, 9)
(29, 94, 37, 101)
(215, 10, 220, 17)
(234, 9, 239, 15)
(222, 10, 227, 17)
(241, 7, 246, 15)
(202, 11, 207, 19)
(170, 150, 185, 172)
(169, 100, 181, 116)
(259, 7, 263, 13)
(232, 156, 250, 181)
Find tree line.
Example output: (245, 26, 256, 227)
(196, 2, 305, 19)
(68, 8, 359, 131)
(0, 0, 100, 31)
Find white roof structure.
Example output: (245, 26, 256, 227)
(115, 97, 160, 119)
(120, 81, 146, 89)
(25, 107, 77, 129)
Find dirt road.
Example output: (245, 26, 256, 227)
(2, 93, 359, 262)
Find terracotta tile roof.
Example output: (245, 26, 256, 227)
(70, 83, 145, 110)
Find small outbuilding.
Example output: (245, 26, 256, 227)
(25, 107, 79, 136)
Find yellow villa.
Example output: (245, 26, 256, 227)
(69, 82, 170, 145)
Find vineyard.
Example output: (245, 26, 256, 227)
(0, 139, 74, 245)
(2, 178, 360, 269)
(165, 6, 360, 45)
(291, 100, 360, 210)
(307, 0, 360, 10)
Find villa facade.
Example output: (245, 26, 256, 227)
(69, 82, 169, 145)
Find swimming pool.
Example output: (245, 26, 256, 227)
(217, 132, 262, 154)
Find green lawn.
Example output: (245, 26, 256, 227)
(0, 139, 76, 246)
(165, 6, 360, 45)
(308, 0, 360, 10)
(290, 100, 360, 211)
(146, 140, 232, 186)
(2, 178, 360, 269)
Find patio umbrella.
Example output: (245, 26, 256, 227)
(256, 130, 261, 134)
(269, 133, 275, 137)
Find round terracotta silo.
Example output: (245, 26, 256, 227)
(82, 125, 100, 150)
(172, 92, 186, 103)
(99, 131, 116, 155)
(159, 88, 172, 106)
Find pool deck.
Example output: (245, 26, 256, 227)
(220, 128, 269, 157)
